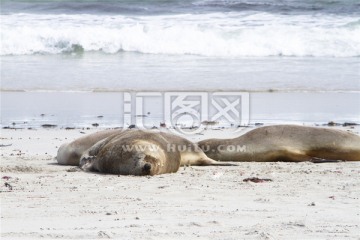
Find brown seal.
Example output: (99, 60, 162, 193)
(57, 129, 233, 175)
(198, 125, 360, 162)
(79, 130, 178, 175)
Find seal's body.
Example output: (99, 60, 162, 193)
(198, 125, 360, 162)
(79, 130, 181, 175)
(57, 129, 231, 175)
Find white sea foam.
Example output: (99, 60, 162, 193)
(1, 12, 360, 57)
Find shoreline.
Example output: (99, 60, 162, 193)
(2, 91, 359, 129)
(2, 89, 360, 93)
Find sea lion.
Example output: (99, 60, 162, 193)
(79, 130, 180, 175)
(198, 125, 360, 162)
(57, 129, 233, 175)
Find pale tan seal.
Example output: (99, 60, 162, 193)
(57, 129, 123, 165)
(57, 129, 233, 175)
(198, 125, 360, 162)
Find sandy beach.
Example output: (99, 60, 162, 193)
(1, 0, 360, 238)
(1, 126, 359, 239)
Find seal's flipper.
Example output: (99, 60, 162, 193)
(208, 162, 238, 166)
(79, 137, 110, 172)
(79, 155, 97, 171)
(193, 158, 238, 166)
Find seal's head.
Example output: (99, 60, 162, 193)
(126, 150, 164, 176)
(86, 138, 167, 176)
(57, 143, 80, 166)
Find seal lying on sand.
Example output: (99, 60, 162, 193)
(57, 129, 233, 175)
(198, 125, 360, 162)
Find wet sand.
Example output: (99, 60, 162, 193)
(2, 91, 359, 129)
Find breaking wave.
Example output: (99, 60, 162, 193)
(1, 13, 360, 57)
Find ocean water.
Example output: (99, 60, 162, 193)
(1, 0, 360, 91)
(1, 0, 359, 127)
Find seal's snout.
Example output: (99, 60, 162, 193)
(142, 163, 152, 174)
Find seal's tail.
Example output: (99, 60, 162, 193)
(205, 159, 238, 166)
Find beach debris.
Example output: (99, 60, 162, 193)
(40, 114, 45, 117)
(97, 231, 111, 239)
(12, 149, 25, 156)
(202, 120, 218, 126)
(41, 124, 57, 128)
(0, 144, 12, 147)
(65, 127, 75, 130)
(97, 115, 104, 118)
(181, 125, 196, 130)
(326, 121, 340, 126)
(255, 123, 264, 126)
(151, 126, 158, 129)
(254, 198, 270, 202)
(212, 171, 224, 179)
(188, 222, 202, 227)
(128, 124, 136, 129)
(4, 182, 13, 190)
(243, 177, 272, 183)
(343, 122, 359, 127)
(92, 123, 99, 127)
(287, 221, 305, 227)
(66, 167, 81, 172)
(329, 196, 335, 200)
(2, 176, 11, 180)
(160, 122, 166, 128)
(3, 126, 24, 130)
(310, 157, 343, 163)
(308, 202, 316, 206)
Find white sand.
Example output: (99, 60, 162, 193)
(1, 127, 360, 239)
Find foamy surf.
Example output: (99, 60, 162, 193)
(1, 12, 360, 57)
